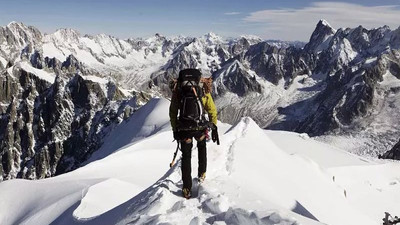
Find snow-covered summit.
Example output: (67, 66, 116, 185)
(203, 32, 224, 45)
(144, 33, 166, 44)
(50, 28, 81, 43)
(319, 19, 334, 30)
(240, 34, 262, 42)
(7, 21, 26, 28)
(1, 21, 42, 51)
(304, 19, 336, 53)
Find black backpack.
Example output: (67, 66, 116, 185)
(175, 69, 208, 131)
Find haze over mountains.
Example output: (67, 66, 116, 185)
(1, 20, 400, 181)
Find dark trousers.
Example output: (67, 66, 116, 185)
(180, 132, 207, 190)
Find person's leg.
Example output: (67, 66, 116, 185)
(197, 136, 207, 178)
(180, 138, 193, 190)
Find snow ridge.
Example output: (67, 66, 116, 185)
(2, 99, 398, 225)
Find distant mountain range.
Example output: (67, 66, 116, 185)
(1, 20, 400, 180)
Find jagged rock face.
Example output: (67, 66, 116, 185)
(0, 64, 140, 180)
(167, 43, 200, 74)
(61, 54, 85, 74)
(244, 42, 284, 85)
(29, 50, 88, 79)
(347, 26, 370, 52)
(381, 139, 400, 160)
(266, 20, 400, 136)
(0, 72, 19, 103)
(282, 47, 316, 82)
(1, 68, 51, 180)
(293, 68, 375, 135)
(229, 37, 251, 56)
(213, 59, 262, 96)
(30, 50, 45, 69)
(273, 50, 398, 136)
(240, 43, 313, 86)
(149, 42, 200, 94)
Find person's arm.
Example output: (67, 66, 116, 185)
(203, 93, 220, 144)
(203, 93, 217, 125)
(169, 92, 179, 131)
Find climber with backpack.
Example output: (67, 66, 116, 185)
(169, 68, 219, 199)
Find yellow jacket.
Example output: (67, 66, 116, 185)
(169, 92, 217, 131)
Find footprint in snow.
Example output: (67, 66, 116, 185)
(389, 179, 399, 186)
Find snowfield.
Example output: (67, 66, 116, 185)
(0, 98, 399, 225)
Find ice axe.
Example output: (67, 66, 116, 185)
(170, 141, 180, 167)
(210, 124, 220, 145)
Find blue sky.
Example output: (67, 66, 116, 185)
(1, 0, 400, 41)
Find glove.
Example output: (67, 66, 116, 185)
(204, 128, 210, 141)
(173, 131, 180, 140)
(211, 124, 220, 145)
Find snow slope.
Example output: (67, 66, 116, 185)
(0, 98, 399, 225)
(16, 61, 56, 83)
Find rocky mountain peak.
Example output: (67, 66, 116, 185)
(318, 19, 333, 29)
(229, 37, 251, 56)
(1, 21, 42, 49)
(51, 28, 81, 44)
(239, 35, 262, 45)
(304, 19, 336, 53)
(154, 33, 163, 39)
(6, 21, 38, 34)
(7, 21, 25, 28)
(213, 58, 262, 96)
(145, 33, 167, 44)
(204, 32, 223, 45)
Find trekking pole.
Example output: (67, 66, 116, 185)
(170, 141, 180, 167)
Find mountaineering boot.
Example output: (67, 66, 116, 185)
(198, 172, 206, 183)
(182, 188, 191, 199)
